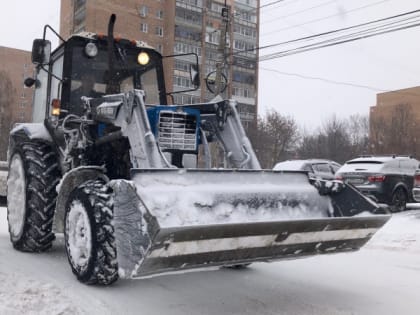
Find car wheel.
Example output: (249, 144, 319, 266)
(391, 187, 407, 212)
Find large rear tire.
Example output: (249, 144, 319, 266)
(64, 180, 118, 285)
(7, 141, 60, 252)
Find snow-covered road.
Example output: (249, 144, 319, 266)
(1, 207, 420, 315)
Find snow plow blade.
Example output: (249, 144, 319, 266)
(110, 170, 390, 279)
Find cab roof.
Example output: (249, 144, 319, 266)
(69, 31, 156, 50)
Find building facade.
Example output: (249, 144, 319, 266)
(60, 0, 259, 125)
(0, 47, 34, 124)
(0, 46, 34, 159)
(370, 86, 420, 156)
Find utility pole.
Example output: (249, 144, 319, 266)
(200, 1, 208, 102)
(214, 1, 229, 96)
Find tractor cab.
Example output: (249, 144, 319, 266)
(28, 33, 168, 120)
(27, 26, 200, 124)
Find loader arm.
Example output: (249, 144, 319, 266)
(90, 90, 166, 168)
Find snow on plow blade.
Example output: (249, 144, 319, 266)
(110, 170, 390, 278)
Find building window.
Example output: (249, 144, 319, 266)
(178, 0, 203, 6)
(157, 44, 163, 53)
(156, 26, 163, 37)
(232, 86, 253, 98)
(156, 10, 163, 19)
(174, 59, 190, 72)
(73, 4, 86, 33)
(174, 76, 193, 88)
(176, 7, 202, 25)
(175, 25, 201, 41)
(74, 0, 86, 8)
(174, 42, 201, 55)
(140, 23, 148, 33)
(139, 5, 148, 17)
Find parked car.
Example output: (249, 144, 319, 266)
(411, 169, 420, 202)
(273, 159, 342, 180)
(336, 155, 420, 212)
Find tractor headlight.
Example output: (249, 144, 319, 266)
(137, 52, 150, 65)
(84, 43, 98, 57)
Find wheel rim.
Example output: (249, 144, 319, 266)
(392, 189, 406, 211)
(66, 200, 92, 271)
(7, 154, 27, 239)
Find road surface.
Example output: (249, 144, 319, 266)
(0, 207, 419, 315)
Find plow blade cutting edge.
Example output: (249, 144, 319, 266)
(110, 169, 390, 278)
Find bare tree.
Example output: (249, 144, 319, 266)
(369, 113, 389, 154)
(0, 70, 15, 160)
(297, 115, 366, 163)
(320, 114, 351, 162)
(347, 114, 370, 156)
(248, 111, 300, 168)
(389, 104, 416, 155)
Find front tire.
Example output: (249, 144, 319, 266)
(7, 141, 60, 251)
(64, 180, 118, 285)
(391, 187, 407, 212)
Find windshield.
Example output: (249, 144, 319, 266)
(67, 40, 162, 114)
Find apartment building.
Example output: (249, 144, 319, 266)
(60, 0, 259, 125)
(370, 86, 420, 155)
(0, 47, 33, 124)
(0, 46, 34, 159)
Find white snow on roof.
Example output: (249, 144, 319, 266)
(273, 160, 306, 171)
(337, 163, 385, 173)
(347, 156, 415, 163)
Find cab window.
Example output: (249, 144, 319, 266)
(32, 67, 49, 123)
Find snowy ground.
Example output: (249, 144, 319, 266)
(1, 206, 420, 315)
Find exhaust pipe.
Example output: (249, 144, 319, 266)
(106, 14, 118, 94)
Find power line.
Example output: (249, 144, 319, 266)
(262, 0, 337, 25)
(260, 16, 420, 59)
(260, 20, 420, 61)
(261, 0, 390, 37)
(235, 0, 290, 16)
(230, 9, 420, 57)
(260, 67, 420, 98)
(260, 0, 289, 10)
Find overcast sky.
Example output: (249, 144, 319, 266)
(258, 0, 420, 129)
(1, 0, 420, 130)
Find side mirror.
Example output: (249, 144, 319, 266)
(31, 39, 51, 65)
(190, 64, 200, 88)
(205, 71, 227, 94)
(163, 52, 200, 95)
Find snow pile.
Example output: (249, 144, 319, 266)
(134, 170, 330, 227)
(0, 209, 87, 315)
(0, 272, 85, 315)
(366, 210, 420, 253)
